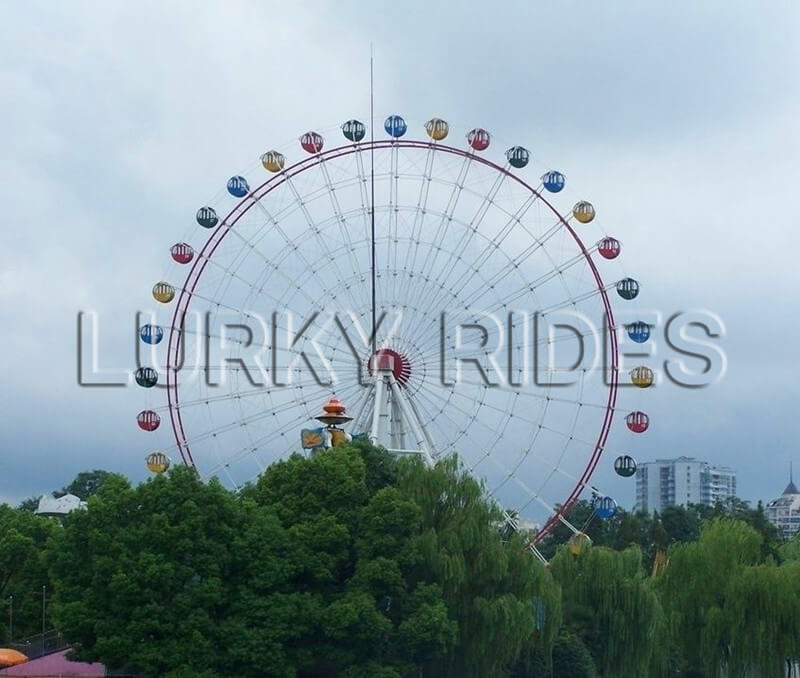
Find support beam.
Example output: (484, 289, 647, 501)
(386, 373, 435, 466)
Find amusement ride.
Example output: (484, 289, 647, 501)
(134, 113, 653, 562)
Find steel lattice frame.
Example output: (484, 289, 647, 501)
(153, 137, 625, 544)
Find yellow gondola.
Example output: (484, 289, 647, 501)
(146, 451, 171, 474)
(568, 532, 592, 556)
(630, 365, 655, 388)
(572, 201, 596, 224)
(424, 118, 449, 141)
(261, 150, 285, 173)
(152, 282, 175, 303)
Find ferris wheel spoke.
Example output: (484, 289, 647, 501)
(190, 243, 318, 316)
(202, 403, 325, 478)
(422, 193, 539, 318)
(397, 209, 563, 352)
(151, 383, 288, 413)
(192, 206, 324, 341)
(400, 144, 436, 294)
(175, 290, 364, 365)
(409, 384, 570, 523)
(403, 384, 480, 459)
(318, 159, 371, 312)
(152, 136, 626, 551)
(429, 220, 566, 324)
(411, 381, 510, 459)
(410, 152, 474, 313)
(410, 196, 570, 331)
(387, 142, 400, 308)
(186, 379, 365, 466)
(410, 167, 510, 318)
(418, 378, 592, 490)
(249, 183, 367, 315)
(282, 175, 369, 315)
(537, 285, 614, 315)
(495, 375, 587, 496)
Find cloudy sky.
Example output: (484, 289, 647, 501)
(1, 1, 798, 508)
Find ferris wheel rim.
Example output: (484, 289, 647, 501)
(163, 137, 620, 538)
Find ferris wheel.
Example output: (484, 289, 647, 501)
(135, 115, 653, 561)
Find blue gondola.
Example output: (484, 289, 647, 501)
(384, 115, 407, 138)
(227, 175, 249, 198)
(626, 321, 650, 343)
(139, 324, 164, 345)
(542, 170, 565, 193)
(594, 495, 618, 519)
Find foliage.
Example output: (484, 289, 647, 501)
(655, 518, 800, 677)
(550, 545, 667, 678)
(550, 632, 595, 678)
(0, 503, 57, 642)
(59, 470, 112, 501)
(779, 533, 800, 562)
(724, 561, 800, 676)
(0, 452, 791, 676)
(538, 497, 782, 569)
(50, 469, 238, 675)
(50, 444, 558, 677)
(396, 455, 561, 678)
(17, 470, 112, 513)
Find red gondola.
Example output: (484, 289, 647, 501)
(137, 409, 161, 432)
(300, 132, 324, 154)
(467, 128, 490, 151)
(626, 410, 650, 433)
(597, 237, 621, 260)
(170, 242, 194, 264)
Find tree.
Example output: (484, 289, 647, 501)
(59, 470, 111, 500)
(396, 455, 561, 678)
(17, 496, 40, 513)
(724, 560, 800, 676)
(659, 505, 702, 544)
(17, 470, 112, 513)
(550, 632, 595, 678)
(656, 519, 762, 676)
(0, 504, 56, 642)
(50, 469, 242, 676)
(779, 534, 800, 562)
(51, 443, 558, 677)
(549, 545, 667, 678)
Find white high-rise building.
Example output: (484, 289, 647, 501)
(765, 468, 800, 540)
(635, 457, 737, 513)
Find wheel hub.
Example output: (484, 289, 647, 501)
(368, 348, 411, 387)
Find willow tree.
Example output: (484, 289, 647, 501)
(655, 518, 762, 677)
(724, 561, 800, 676)
(549, 544, 667, 678)
(779, 535, 800, 562)
(396, 454, 562, 678)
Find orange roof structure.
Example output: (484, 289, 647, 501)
(0, 650, 27, 668)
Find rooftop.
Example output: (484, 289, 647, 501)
(0, 649, 105, 676)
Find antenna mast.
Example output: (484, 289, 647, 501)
(370, 44, 377, 358)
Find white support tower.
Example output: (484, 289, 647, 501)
(366, 367, 436, 466)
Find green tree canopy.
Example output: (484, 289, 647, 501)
(50, 443, 560, 677)
(655, 518, 792, 676)
(0, 503, 57, 642)
(549, 544, 667, 678)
